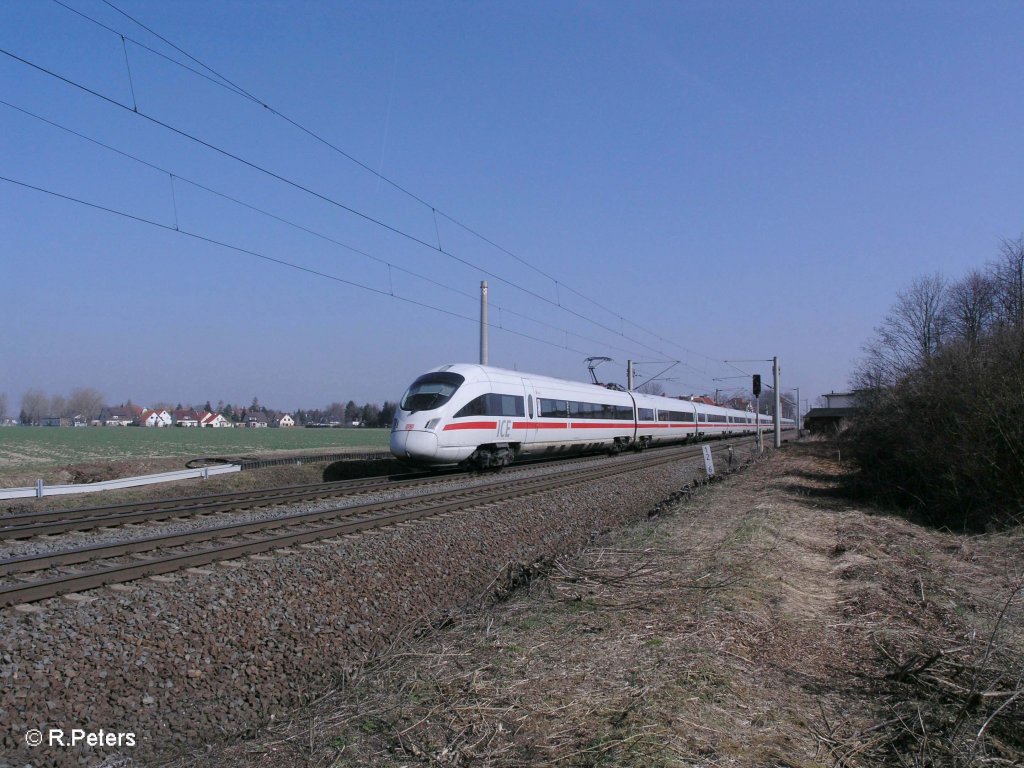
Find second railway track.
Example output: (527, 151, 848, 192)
(0, 440, 758, 607)
(0, 470, 453, 539)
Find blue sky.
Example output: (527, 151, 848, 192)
(2, 1, 1022, 413)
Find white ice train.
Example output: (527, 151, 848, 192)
(390, 363, 793, 468)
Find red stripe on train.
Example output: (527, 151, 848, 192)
(442, 421, 498, 431)
(442, 419, 760, 432)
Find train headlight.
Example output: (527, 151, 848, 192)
(425, 418, 441, 431)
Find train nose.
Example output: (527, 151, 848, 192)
(390, 428, 439, 461)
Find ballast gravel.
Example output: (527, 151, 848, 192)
(0, 454, 620, 562)
(0, 449, 752, 767)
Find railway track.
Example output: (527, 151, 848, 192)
(0, 442, 690, 539)
(0, 470, 453, 539)
(0, 440, 757, 607)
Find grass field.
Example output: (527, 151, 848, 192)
(0, 426, 390, 472)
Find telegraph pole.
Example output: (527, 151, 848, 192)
(773, 356, 781, 448)
(794, 386, 801, 436)
(479, 281, 488, 365)
(627, 360, 635, 390)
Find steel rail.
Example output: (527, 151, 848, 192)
(0, 441, 752, 606)
(0, 473, 452, 536)
(0, 439, 699, 537)
(0, 472, 439, 529)
(0, 445, 633, 534)
(0, 464, 609, 577)
(0, 443, 719, 578)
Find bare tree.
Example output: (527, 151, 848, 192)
(636, 381, 665, 396)
(992, 235, 1024, 329)
(49, 394, 67, 419)
(67, 387, 106, 422)
(946, 270, 997, 348)
(862, 273, 949, 385)
(20, 389, 48, 425)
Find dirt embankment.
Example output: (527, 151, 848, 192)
(169, 441, 1023, 767)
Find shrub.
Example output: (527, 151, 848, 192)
(845, 326, 1024, 531)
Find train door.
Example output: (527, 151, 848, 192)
(520, 378, 538, 450)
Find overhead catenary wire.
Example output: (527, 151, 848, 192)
(0, 173, 598, 360)
(44, 0, 728, 370)
(0, 45, 693, 367)
(0, 98, 648, 363)
(50, 0, 254, 101)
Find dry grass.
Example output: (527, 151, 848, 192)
(165, 443, 1023, 768)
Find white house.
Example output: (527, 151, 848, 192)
(173, 409, 201, 428)
(139, 409, 172, 427)
(274, 414, 295, 428)
(104, 405, 138, 426)
(200, 412, 231, 428)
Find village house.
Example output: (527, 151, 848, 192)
(103, 405, 141, 426)
(804, 391, 862, 434)
(274, 413, 295, 428)
(244, 412, 269, 428)
(687, 395, 718, 406)
(138, 409, 172, 428)
(172, 409, 201, 428)
(200, 412, 231, 428)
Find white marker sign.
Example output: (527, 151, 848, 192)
(702, 444, 715, 477)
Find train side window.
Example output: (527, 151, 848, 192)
(496, 394, 525, 417)
(454, 395, 486, 418)
(660, 409, 691, 422)
(454, 393, 525, 418)
(638, 408, 654, 421)
(528, 395, 533, 418)
(539, 398, 568, 418)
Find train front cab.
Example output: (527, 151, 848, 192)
(391, 366, 530, 468)
(390, 369, 468, 466)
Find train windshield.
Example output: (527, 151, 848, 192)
(400, 372, 465, 413)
